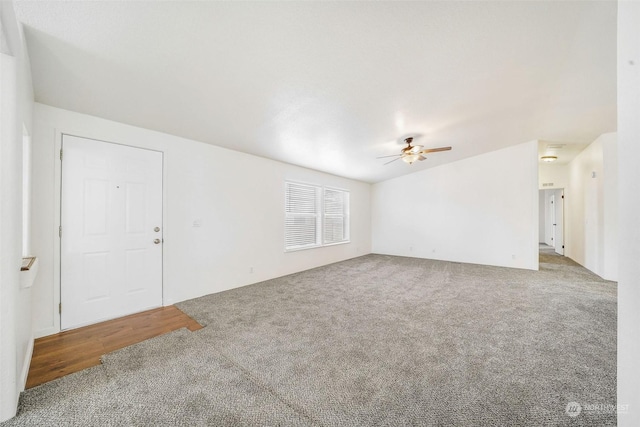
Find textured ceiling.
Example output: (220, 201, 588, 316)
(538, 141, 590, 165)
(15, 1, 617, 183)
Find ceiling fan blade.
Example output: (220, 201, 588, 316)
(417, 155, 427, 161)
(383, 157, 402, 165)
(376, 154, 402, 159)
(419, 146, 452, 154)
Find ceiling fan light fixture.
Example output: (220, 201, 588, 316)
(541, 155, 558, 162)
(402, 154, 420, 164)
(379, 136, 451, 166)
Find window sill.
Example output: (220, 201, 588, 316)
(285, 240, 350, 253)
(20, 257, 38, 289)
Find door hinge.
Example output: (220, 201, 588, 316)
(59, 225, 62, 238)
(60, 149, 63, 161)
(59, 303, 62, 314)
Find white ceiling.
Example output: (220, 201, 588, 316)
(538, 141, 590, 165)
(14, 1, 617, 183)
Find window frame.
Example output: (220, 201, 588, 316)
(22, 124, 31, 257)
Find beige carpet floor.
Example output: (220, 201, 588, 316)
(4, 253, 616, 426)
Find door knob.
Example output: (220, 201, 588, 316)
(153, 239, 161, 244)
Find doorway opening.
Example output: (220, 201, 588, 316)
(538, 188, 564, 256)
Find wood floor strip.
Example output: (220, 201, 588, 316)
(26, 305, 203, 389)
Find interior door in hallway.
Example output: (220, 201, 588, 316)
(61, 135, 163, 330)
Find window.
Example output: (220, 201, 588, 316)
(285, 182, 320, 250)
(285, 181, 349, 251)
(323, 188, 349, 244)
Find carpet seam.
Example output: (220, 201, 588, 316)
(209, 344, 325, 427)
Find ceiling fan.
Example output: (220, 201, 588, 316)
(378, 137, 452, 165)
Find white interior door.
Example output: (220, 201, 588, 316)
(61, 135, 163, 330)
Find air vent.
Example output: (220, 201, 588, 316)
(546, 144, 565, 150)
(542, 183, 554, 187)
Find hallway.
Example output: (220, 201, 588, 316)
(539, 243, 581, 267)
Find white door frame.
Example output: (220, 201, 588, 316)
(46, 130, 167, 337)
(540, 187, 565, 256)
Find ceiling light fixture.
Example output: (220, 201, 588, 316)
(402, 154, 421, 164)
(541, 156, 558, 162)
(377, 137, 452, 166)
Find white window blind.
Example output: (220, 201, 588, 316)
(323, 188, 349, 244)
(285, 182, 320, 250)
(285, 181, 350, 251)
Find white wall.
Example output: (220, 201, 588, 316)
(538, 191, 545, 242)
(31, 103, 372, 338)
(371, 141, 539, 270)
(0, 48, 19, 426)
(542, 190, 554, 246)
(602, 136, 618, 283)
(564, 133, 617, 281)
(617, 2, 640, 425)
(0, 1, 34, 421)
(539, 163, 569, 189)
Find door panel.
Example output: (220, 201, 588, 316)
(61, 135, 163, 330)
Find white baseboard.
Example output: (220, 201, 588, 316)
(19, 335, 34, 392)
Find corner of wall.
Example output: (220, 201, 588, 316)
(617, 2, 640, 424)
(0, 1, 35, 421)
(18, 335, 33, 392)
(372, 140, 540, 270)
(563, 132, 618, 280)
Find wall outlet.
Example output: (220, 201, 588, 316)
(409, 246, 413, 252)
(249, 267, 254, 274)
